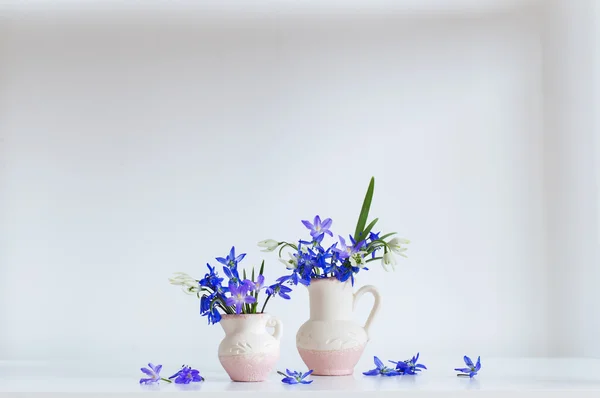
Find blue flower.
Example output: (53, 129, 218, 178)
(169, 365, 204, 384)
(207, 306, 221, 324)
(266, 283, 292, 299)
(140, 363, 169, 384)
(363, 356, 402, 376)
(334, 235, 366, 260)
(390, 353, 427, 375)
(368, 231, 380, 258)
(252, 274, 266, 291)
(225, 282, 256, 314)
(300, 233, 325, 250)
(278, 369, 313, 385)
(332, 264, 353, 283)
(282, 263, 311, 286)
(455, 355, 481, 378)
(223, 266, 240, 285)
(200, 293, 214, 314)
(369, 231, 380, 241)
(199, 263, 224, 291)
(216, 246, 246, 268)
(301, 215, 333, 238)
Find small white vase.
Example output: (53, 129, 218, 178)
(218, 313, 283, 382)
(296, 277, 381, 376)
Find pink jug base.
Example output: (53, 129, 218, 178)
(298, 345, 365, 376)
(219, 353, 279, 382)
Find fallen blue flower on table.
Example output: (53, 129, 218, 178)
(363, 356, 402, 376)
(139, 363, 171, 384)
(278, 369, 314, 385)
(455, 355, 481, 378)
(390, 352, 427, 375)
(169, 365, 204, 384)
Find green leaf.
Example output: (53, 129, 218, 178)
(251, 267, 255, 282)
(356, 218, 379, 241)
(243, 269, 247, 280)
(379, 232, 397, 241)
(354, 177, 375, 241)
(259, 260, 265, 276)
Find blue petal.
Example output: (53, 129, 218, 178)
(300, 380, 313, 384)
(314, 215, 322, 227)
(374, 356, 384, 369)
(235, 253, 246, 263)
(302, 370, 313, 378)
(216, 257, 227, 265)
(469, 371, 477, 378)
(229, 246, 235, 260)
(362, 369, 380, 376)
(302, 220, 314, 230)
(141, 366, 154, 375)
(455, 368, 470, 373)
(475, 356, 481, 371)
(349, 235, 357, 246)
(416, 364, 427, 369)
(464, 356, 474, 368)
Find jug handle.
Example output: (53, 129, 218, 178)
(266, 316, 283, 341)
(352, 285, 381, 339)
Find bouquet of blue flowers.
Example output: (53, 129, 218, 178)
(169, 247, 294, 325)
(258, 177, 409, 286)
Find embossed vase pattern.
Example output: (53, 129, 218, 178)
(296, 277, 381, 376)
(218, 314, 283, 382)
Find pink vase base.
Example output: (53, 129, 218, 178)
(219, 353, 279, 382)
(298, 345, 365, 376)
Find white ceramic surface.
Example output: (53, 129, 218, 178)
(296, 278, 381, 351)
(218, 314, 282, 357)
(296, 278, 381, 375)
(218, 314, 282, 382)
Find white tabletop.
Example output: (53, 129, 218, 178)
(1, 358, 600, 397)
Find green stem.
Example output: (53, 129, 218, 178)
(260, 294, 273, 313)
(278, 242, 298, 257)
(216, 296, 235, 314)
(160, 378, 173, 383)
(366, 256, 383, 263)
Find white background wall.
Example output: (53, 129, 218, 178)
(1, 0, 590, 375)
(543, 0, 600, 357)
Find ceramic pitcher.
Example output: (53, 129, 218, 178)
(218, 313, 283, 382)
(296, 277, 381, 375)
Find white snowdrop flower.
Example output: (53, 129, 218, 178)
(349, 251, 368, 269)
(388, 237, 409, 257)
(279, 253, 298, 270)
(257, 239, 279, 252)
(382, 252, 397, 271)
